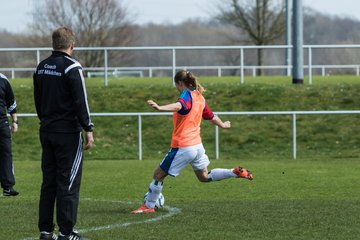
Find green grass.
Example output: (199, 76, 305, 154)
(2, 158, 360, 240)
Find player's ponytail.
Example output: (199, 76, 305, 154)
(174, 70, 205, 94)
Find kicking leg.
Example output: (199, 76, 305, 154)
(194, 168, 211, 182)
(195, 166, 253, 182)
(191, 144, 253, 182)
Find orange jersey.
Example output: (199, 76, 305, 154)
(171, 90, 205, 148)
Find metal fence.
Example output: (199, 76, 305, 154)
(17, 110, 360, 160)
(1, 44, 360, 85)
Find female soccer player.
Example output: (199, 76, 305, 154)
(131, 70, 253, 214)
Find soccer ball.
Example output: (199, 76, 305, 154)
(144, 191, 165, 209)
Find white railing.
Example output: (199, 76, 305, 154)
(2, 64, 360, 79)
(1, 44, 360, 85)
(17, 110, 360, 160)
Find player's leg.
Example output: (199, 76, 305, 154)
(208, 167, 253, 181)
(194, 167, 210, 182)
(131, 165, 167, 214)
(194, 165, 240, 182)
(132, 147, 192, 214)
(145, 166, 168, 208)
(190, 144, 228, 182)
(191, 144, 253, 182)
(195, 166, 253, 182)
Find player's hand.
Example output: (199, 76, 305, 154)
(223, 121, 231, 129)
(11, 122, 18, 133)
(147, 100, 160, 111)
(84, 131, 94, 150)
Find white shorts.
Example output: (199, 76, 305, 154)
(159, 143, 210, 177)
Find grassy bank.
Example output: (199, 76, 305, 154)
(9, 75, 360, 161)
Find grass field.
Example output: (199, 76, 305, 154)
(1, 158, 360, 240)
(2, 75, 360, 239)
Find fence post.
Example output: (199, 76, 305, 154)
(36, 49, 41, 64)
(172, 48, 176, 86)
(215, 125, 219, 160)
(104, 49, 108, 87)
(240, 48, 244, 84)
(308, 47, 312, 84)
(138, 115, 142, 160)
(292, 113, 297, 160)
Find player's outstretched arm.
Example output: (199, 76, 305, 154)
(147, 100, 182, 112)
(210, 115, 231, 129)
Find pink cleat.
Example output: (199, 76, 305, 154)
(131, 204, 155, 214)
(233, 166, 253, 180)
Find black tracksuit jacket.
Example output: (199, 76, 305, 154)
(0, 73, 16, 126)
(33, 51, 93, 133)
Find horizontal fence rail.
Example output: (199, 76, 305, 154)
(17, 110, 360, 160)
(3, 64, 360, 79)
(1, 44, 360, 85)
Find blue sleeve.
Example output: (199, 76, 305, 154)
(176, 90, 192, 115)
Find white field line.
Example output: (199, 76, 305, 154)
(20, 198, 181, 240)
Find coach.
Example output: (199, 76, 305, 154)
(33, 27, 94, 240)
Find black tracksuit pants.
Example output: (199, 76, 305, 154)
(38, 131, 83, 235)
(0, 125, 15, 189)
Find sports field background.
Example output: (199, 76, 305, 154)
(1, 76, 360, 239)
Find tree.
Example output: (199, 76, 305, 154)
(29, 0, 135, 67)
(216, 0, 285, 75)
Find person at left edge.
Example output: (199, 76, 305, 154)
(0, 73, 19, 197)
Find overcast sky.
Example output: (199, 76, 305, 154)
(0, 0, 359, 33)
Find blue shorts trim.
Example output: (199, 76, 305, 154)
(160, 148, 178, 175)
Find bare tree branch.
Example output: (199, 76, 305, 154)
(28, 0, 135, 67)
(216, 0, 285, 75)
